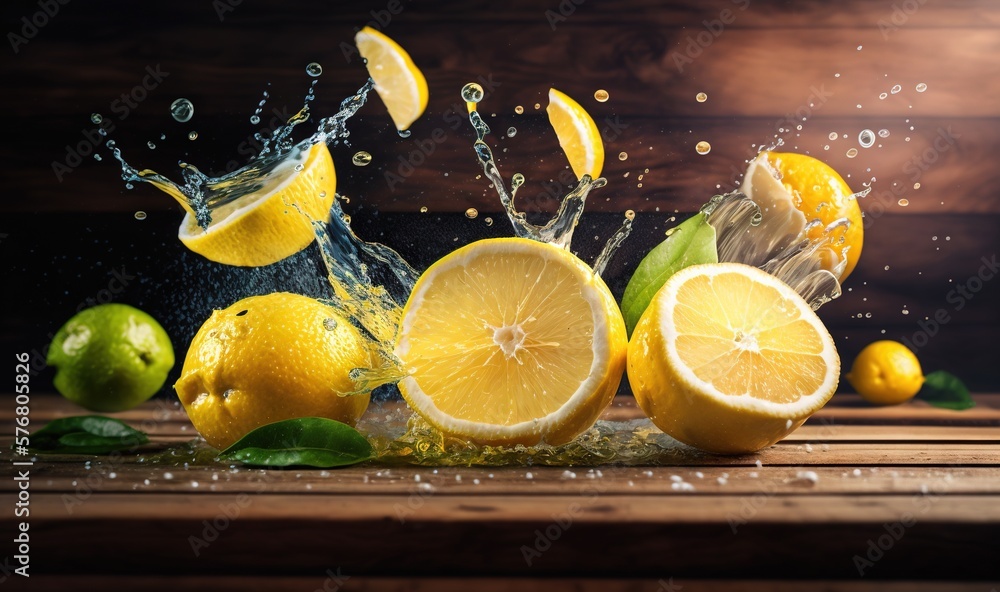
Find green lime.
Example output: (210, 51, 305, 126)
(47, 304, 175, 412)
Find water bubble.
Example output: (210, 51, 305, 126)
(134, 211, 146, 220)
(147, 141, 156, 150)
(484, 217, 493, 226)
(846, 148, 858, 158)
(695, 141, 711, 155)
(915, 82, 927, 93)
(879, 92, 888, 100)
(170, 98, 194, 122)
(878, 129, 890, 138)
(890, 84, 902, 95)
(306, 62, 323, 77)
(913, 182, 921, 190)
(594, 89, 609, 102)
(294, 164, 304, 172)
(419, 206, 428, 213)
(125, 182, 134, 190)
(826, 132, 838, 142)
(323, 317, 338, 331)
(188, 131, 198, 141)
(858, 129, 875, 148)
(397, 129, 411, 138)
(506, 127, 517, 138)
(625, 209, 635, 221)
(465, 207, 478, 219)
(932, 235, 938, 241)
(461, 82, 484, 103)
(898, 198, 909, 207)
(352, 151, 372, 166)
(90, 113, 103, 124)
(618, 152, 628, 161)
(696, 92, 708, 103)
(250, 115, 260, 125)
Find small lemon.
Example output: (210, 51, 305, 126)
(847, 340, 924, 405)
(175, 292, 373, 449)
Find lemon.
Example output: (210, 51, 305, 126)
(627, 263, 840, 454)
(741, 151, 863, 281)
(394, 238, 627, 446)
(178, 142, 336, 267)
(355, 26, 428, 131)
(847, 340, 924, 405)
(546, 88, 604, 180)
(175, 292, 372, 450)
(48, 304, 174, 412)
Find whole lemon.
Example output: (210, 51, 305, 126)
(48, 304, 174, 412)
(175, 292, 373, 449)
(847, 340, 924, 405)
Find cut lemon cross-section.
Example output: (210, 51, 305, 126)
(627, 262, 840, 454)
(395, 238, 628, 446)
(547, 88, 604, 180)
(178, 142, 335, 267)
(355, 26, 428, 131)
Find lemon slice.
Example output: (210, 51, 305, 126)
(355, 26, 428, 131)
(627, 262, 840, 454)
(395, 237, 627, 446)
(546, 88, 604, 179)
(178, 142, 335, 267)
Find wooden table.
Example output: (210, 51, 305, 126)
(3, 393, 999, 591)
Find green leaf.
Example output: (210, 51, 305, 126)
(219, 417, 373, 468)
(916, 370, 975, 410)
(29, 415, 149, 454)
(621, 212, 718, 336)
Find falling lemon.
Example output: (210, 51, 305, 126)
(547, 88, 605, 180)
(355, 26, 429, 131)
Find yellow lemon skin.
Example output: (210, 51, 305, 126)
(175, 292, 371, 449)
(178, 143, 336, 268)
(847, 340, 924, 405)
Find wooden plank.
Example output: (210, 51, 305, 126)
(13, 493, 1000, 578)
(21, 576, 1000, 592)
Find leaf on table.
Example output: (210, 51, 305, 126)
(219, 417, 374, 468)
(620, 212, 718, 336)
(29, 415, 149, 454)
(917, 370, 975, 410)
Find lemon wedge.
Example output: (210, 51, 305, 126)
(355, 26, 429, 131)
(395, 237, 627, 446)
(546, 88, 604, 180)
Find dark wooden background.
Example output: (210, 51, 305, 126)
(1, 0, 998, 391)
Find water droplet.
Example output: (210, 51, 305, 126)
(160, 133, 166, 140)
(594, 89, 609, 102)
(306, 62, 323, 77)
(147, 141, 156, 150)
(834, 73, 841, 78)
(90, 113, 103, 124)
(170, 98, 194, 122)
(134, 211, 146, 220)
(696, 92, 708, 103)
(913, 182, 921, 190)
(931, 235, 938, 241)
(857, 45, 863, 50)
(461, 82, 484, 103)
(323, 317, 338, 331)
(828, 132, 838, 141)
(858, 129, 875, 148)
(506, 127, 517, 138)
(397, 129, 411, 138)
(890, 84, 902, 95)
(915, 82, 927, 93)
(514, 105, 524, 115)
(879, 92, 888, 100)
(898, 198, 909, 207)
(419, 206, 428, 213)
(188, 131, 198, 141)
(618, 152, 628, 161)
(484, 217, 493, 226)
(878, 129, 890, 138)
(249, 115, 260, 125)
(93, 154, 102, 161)
(125, 182, 134, 190)
(352, 151, 372, 166)
(625, 209, 635, 221)
(294, 164, 304, 172)
(695, 141, 711, 155)
(846, 148, 858, 158)
(465, 207, 478, 219)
